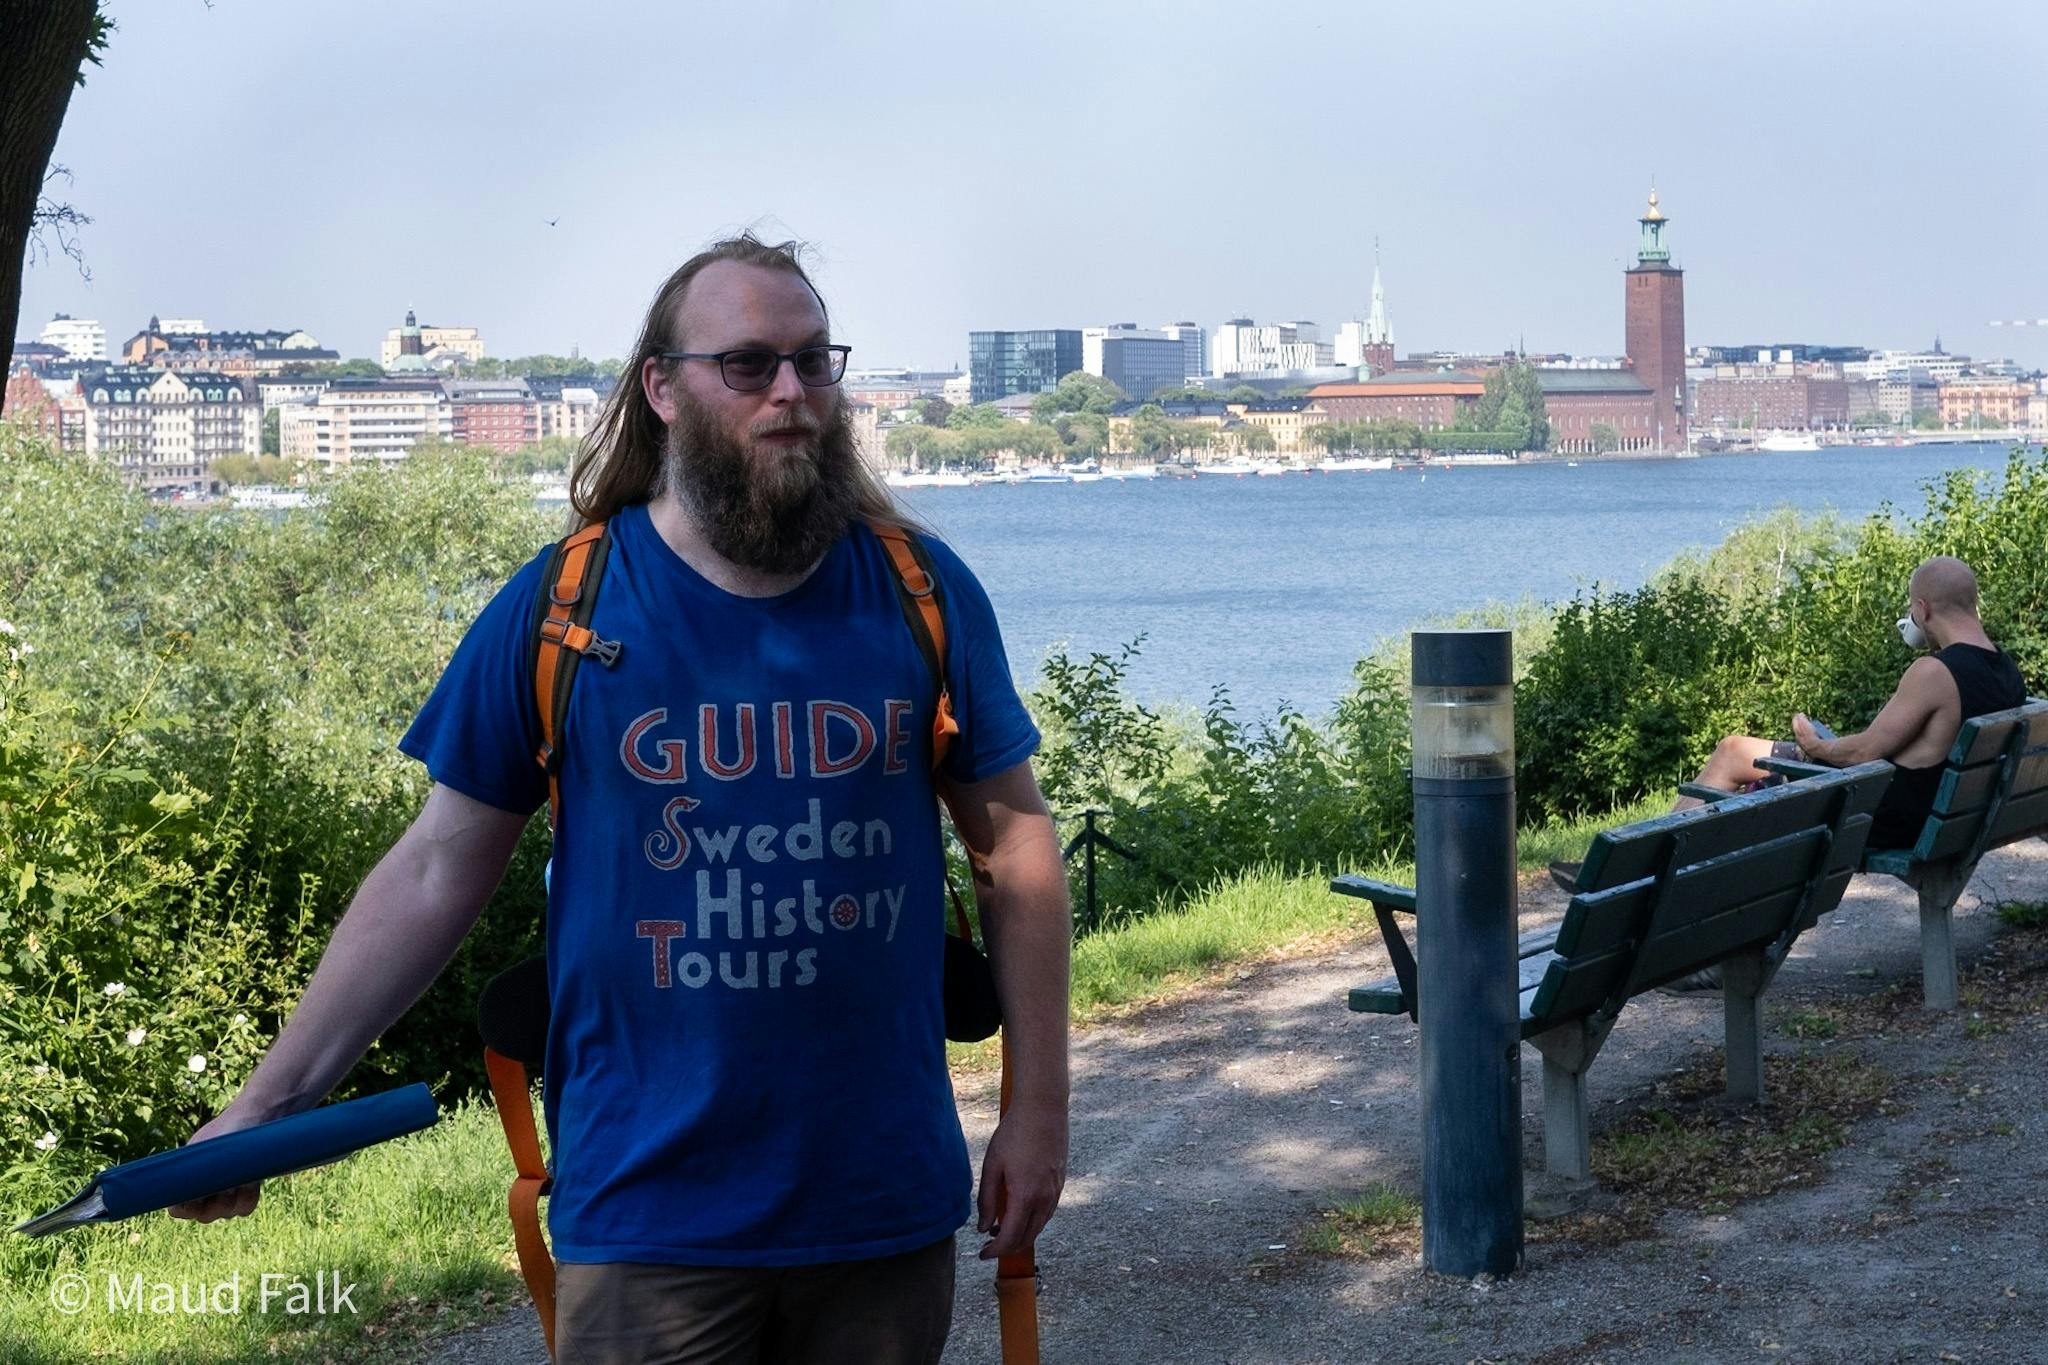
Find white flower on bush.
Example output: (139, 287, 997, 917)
(30, 1063, 49, 1076)
(102, 981, 126, 998)
(233, 1014, 248, 1025)
(0, 618, 14, 636)
(33, 1131, 57, 1151)
(187, 1054, 207, 1073)
(126, 1027, 148, 1046)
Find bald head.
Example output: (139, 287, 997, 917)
(1910, 556, 1980, 617)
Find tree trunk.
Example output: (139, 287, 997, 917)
(0, 0, 101, 416)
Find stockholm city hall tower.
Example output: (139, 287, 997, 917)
(1624, 188, 1687, 448)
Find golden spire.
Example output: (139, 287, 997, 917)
(1642, 186, 1666, 222)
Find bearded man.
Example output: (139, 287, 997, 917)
(169, 235, 1071, 1365)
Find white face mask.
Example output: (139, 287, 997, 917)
(1897, 607, 1927, 650)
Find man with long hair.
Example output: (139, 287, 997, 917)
(170, 235, 1071, 1364)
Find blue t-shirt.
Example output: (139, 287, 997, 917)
(400, 502, 1039, 1266)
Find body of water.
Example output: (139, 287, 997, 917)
(899, 442, 2027, 718)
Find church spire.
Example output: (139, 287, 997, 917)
(1365, 237, 1393, 346)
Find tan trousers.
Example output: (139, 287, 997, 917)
(554, 1234, 956, 1365)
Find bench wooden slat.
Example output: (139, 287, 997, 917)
(1932, 746, 2048, 816)
(1522, 943, 1630, 1025)
(1548, 878, 1654, 959)
(1915, 783, 2048, 863)
(1954, 708, 2039, 767)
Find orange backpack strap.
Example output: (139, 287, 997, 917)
(484, 1047, 557, 1357)
(869, 520, 961, 775)
(530, 521, 621, 831)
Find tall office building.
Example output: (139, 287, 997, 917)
(1159, 322, 1207, 382)
(38, 314, 106, 362)
(967, 330, 1082, 404)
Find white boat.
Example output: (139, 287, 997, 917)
(1102, 463, 1158, 480)
(1758, 431, 1821, 453)
(1314, 456, 1395, 473)
(885, 469, 974, 488)
(230, 485, 317, 510)
(1022, 464, 1072, 484)
(1061, 459, 1105, 483)
(1193, 458, 1259, 477)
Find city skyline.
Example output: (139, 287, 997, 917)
(16, 0, 2047, 370)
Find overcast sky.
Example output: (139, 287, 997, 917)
(20, 0, 2047, 370)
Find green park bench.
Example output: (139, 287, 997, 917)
(1334, 761, 1893, 1182)
(1739, 698, 2048, 1011)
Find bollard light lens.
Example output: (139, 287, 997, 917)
(1411, 684, 1515, 781)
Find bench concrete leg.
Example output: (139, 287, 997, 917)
(1721, 950, 1770, 1104)
(1916, 864, 1969, 1011)
(1530, 1021, 1610, 1183)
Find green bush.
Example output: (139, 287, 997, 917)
(0, 431, 557, 1212)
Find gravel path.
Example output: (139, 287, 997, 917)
(420, 842, 2048, 1365)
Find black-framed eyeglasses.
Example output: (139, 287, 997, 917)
(659, 345, 850, 392)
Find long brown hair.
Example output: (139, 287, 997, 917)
(569, 233, 912, 532)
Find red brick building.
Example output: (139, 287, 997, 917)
(1623, 190, 1687, 449)
(1306, 371, 1486, 427)
(1536, 370, 1661, 452)
(1694, 371, 1851, 433)
(448, 385, 539, 453)
(4, 363, 67, 445)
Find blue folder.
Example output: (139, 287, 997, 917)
(12, 1083, 440, 1236)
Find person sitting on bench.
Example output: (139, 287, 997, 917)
(1552, 556, 2024, 987)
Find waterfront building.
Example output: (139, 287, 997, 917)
(1693, 366, 1852, 432)
(1878, 371, 1940, 423)
(277, 378, 452, 468)
(37, 313, 105, 362)
(1534, 369, 1660, 452)
(842, 375, 924, 414)
(1842, 346, 1970, 386)
(1306, 370, 1485, 428)
(379, 310, 485, 369)
(1105, 399, 1230, 454)
(1938, 376, 2032, 429)
(447, 380, 538, 453)
(941, 373, 973, 406)
(1083, 326, 1187, 403)
(1158, 323, 1208, 383)
(1226, 398, 1331, 454)
(967, 329, 1082, 404)
(1623, 189, 1687, 449)
(1210, 319, 1332, 377)
(527, 375, 610, 441)
(81, 366, 261, 491)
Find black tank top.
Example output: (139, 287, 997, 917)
(1869, 642, 2028, 848)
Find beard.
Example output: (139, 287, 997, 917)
(662, 395, 863, 576)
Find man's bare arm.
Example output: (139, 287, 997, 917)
(1794, 656, 1953, 766)
(168, 783, 531, 1221)
(943, 758, 1070, 1261)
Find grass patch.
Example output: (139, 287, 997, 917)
(1996, 898, 2048, 929)
(1514, 795, 1669, 873)
(1778, 1008, 1841, 1040)
(0, 1097, 526, 1364)
(1540, 1050, 1892, 1243)
(1299, 1182, 1422, 1259)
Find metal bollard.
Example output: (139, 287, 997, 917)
(1411, 629, 1522, 1277)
